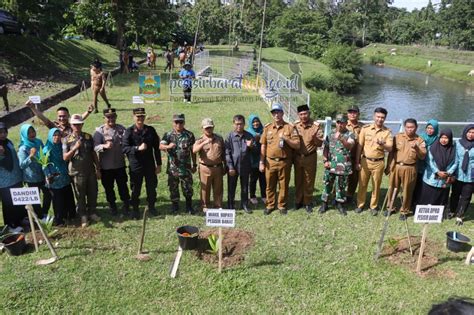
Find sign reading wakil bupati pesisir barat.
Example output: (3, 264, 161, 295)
(414, 205, 444, 224)
(206, 209, 235, 228)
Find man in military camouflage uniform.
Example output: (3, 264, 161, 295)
(319, 114, 356, 216)
(160, 114, 196, 214)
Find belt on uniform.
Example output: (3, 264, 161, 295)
(200, 163, 222, 168)
(362, 155, 384, 162)
(268, 157, 286, 162)
(396, 162, 416, 166)
(301, 151, 316, 157)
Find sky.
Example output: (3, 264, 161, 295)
(390, 0, 441, 11)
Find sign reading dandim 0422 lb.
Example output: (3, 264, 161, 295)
(414, 205, 444, 224)
(10, 187, 41, 205)
(206, 209, 235, 228)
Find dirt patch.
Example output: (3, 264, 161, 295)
(25, 227, 99, 244)
(381, 235, 457, 278)
(8, 79, 64, 93)
(195, 229, 254, 268)
(146, 114, 161, 123)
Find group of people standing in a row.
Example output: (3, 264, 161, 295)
(0, 100, 472, 232)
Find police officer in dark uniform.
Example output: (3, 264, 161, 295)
(122, 108, 162, 218)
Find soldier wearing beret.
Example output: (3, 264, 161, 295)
(259, 103, 300, 215)
(319, 114, 356, 215)
(160, 113, 197, 214)
(93, 108, 130, 216)
(122, 108, 162, 218)
(293, 104, 323, 213)
(63, 114, 101, 227)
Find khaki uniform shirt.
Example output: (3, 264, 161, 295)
(392, 133, 427, 165)
(195, 134, 225, 166)
(347, 120, 364, 158)
(294, 119, 323, 155)
(260, 121, 299, 159)
(62, 132, 95, 176)
(358, 123, 393, 159)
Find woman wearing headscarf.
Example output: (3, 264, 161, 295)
(247, 114, 266, 206)
(18, 124, 51, 219)
(419, 129, 457, 207)
(449, 124, 474, 225)
(0, 122, 26, 231)
(413, 119, 439, 206)
(43, 128, 76, 226)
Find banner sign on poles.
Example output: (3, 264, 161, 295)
(206, 209, 235, 228)
(414, 205, 444, 224)
(10, 187, 41, 205)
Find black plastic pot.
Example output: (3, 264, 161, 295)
(446, 231, 472, 253)
(176, 225, 199, 250)
(0, 232, 26, 256)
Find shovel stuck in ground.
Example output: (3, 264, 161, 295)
(136, 206, 151, 261)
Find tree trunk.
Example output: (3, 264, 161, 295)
(112, 0, 125, 49)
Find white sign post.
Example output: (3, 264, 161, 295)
(206, 209, 236, 273)
(28, 95, 41, 104)
(413, 205, 444, 273)
(10, 187, 58, 265)
(132, 96, 144, 104)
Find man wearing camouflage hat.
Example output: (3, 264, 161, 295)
(319, 114, 356, 216)
(346, 105, 364, 204)
(160, 114, 197, 214)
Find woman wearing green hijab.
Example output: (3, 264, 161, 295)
(18, 124, 51, 219)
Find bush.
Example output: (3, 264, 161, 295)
(305, 72, 332, 91)
(370, 55, 385, 64)
(305, 70, 360, 94)
(309, 90, 354, 119)
(321, 44, 363, 78)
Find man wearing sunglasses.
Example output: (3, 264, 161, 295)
(93, 108, 131, 217)
(160, 114, 197, 214)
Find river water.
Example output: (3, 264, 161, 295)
(353, 64, 474, 135)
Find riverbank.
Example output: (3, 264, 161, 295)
(360, 43, 474, 84)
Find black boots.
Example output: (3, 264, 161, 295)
(336, 202, 347, 216)
(171, 201, 179, 214)
(185, 198, 195, 215)
(319, 202, 328, 214)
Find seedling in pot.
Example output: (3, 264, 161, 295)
(38, 215, 58, 239)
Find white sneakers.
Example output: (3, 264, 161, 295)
(8, 226, 24, 233)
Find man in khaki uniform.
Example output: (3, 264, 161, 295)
(355, 107, 393, 215)
(385, 118, 426, 220)
(293, 104, 323, 213)
(193, 118, 225, 210)
(259, 103, 300, 215)
(346, 105, 364, 203)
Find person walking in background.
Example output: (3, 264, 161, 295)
(355, 107, 393, 216)
(17, 124, 51, 219)
(193, 118, 225, 211)
(319, 114, 355, 216)
(122, 108, 162, 218)
(0, 122, 26, 232)
(164, 49, 174, 72)
(225, 114, 255, 213)
(247, 114, 266, 206)
(259, 103, 300, 215)
(293, 104, 323, 213)
(90, 59, 112, 113)
(346, 105, 364, 204)
(413, 119, 439, 207)
(449, 124, 474, 225)
(43, 128, 76, 226)
(418, 129, 457, 208)
(160, 114, 197, 215)
(385, 118, 427, 220)
(63, 114, 101, 228)
(93, 108, 130, 217)
(0, 77, 9, 113)
(179, 62, 195, 103)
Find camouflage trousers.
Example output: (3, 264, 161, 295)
(321, 170, 348, 203)
(168, 174, 193, 202)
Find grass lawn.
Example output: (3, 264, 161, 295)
(262, 47, 332, 83)
(0, 56, 473, 314)
(360, 43, 474, 84)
